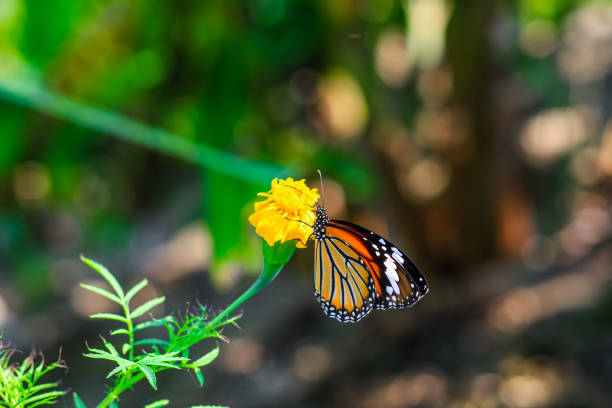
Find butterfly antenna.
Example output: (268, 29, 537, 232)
(282, 184, 317, 207)
(317, 169, 325, 208)
(283, 216, 314, 228)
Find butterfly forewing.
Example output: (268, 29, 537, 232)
(329, 220, 428, 310)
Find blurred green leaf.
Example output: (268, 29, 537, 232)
(0, 105, 25, 173)
(72, 393, 87, 408)
(0, 79, 287, 184)
(144, 400, 170, 408)
(193, 367, 205, 387)
(189, 405, 229, 408)
(20, 0, 92, 68)
(205, 171, 262, 282)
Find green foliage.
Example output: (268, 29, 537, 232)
(143, 400, 169, 408)
(0, 80, 285, 186)
(72, 393, 86, 408)
(79, 256, 237, 408)
(189, 406, 229, 408)
(0, 339, 66, 408)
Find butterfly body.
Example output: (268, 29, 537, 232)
(312, 206, 428, 323)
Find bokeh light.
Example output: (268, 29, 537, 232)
(374, 29, 412, 88)
(316, 70, 368, 140)
(13, 161, 51, 204)
(520, 19, 557, 58)
(142, 222, 211, 283)
(519, 107, 593, 165)
(0, 295, 10, 326)
(406, 0, 449, 68)
(557, 2, 612, 84)
(361, 371, 447, 408)
(70, 278, 119, 318)
(292, 344, 331, 382)
(498, 356, 563, 408)
(398, 158, 450, 203)
(220, 337, 263, 375)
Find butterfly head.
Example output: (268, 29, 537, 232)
(313, 205, 330, 239)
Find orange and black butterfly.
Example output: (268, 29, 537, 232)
(311, 203, 428, 323)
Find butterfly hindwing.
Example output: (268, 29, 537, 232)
(326, 220, 428, 311)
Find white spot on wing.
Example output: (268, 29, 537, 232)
(392, 252, 404, 264)
(383, 256, 401, 294)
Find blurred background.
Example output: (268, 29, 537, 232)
(1, 0, 612, 407)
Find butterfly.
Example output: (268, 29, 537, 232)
(311, 205, 428, 323)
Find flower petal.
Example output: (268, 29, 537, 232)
(248, 177, 320, 248)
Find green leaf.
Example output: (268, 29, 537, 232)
(110, 328, 130, 336)
(83, 348, 116, 359)
(262, 240, 296, 269)
(122, 343, 131, 355)
(80, 283, 121, 304)
(22, 390, 66, 406)
(89, 313, 128, 323)
(83, 350, 113, 359)
(80, 256, 125, 299)
(102, 338, 120, 356)
(19, 0, 87, 68)
(144, 400, 170, 408)
(138, 364, 157, 389)
(133, 339, 170, 347)
(125, 279, 148, 303)
(131, 296, 165, 319)
(106, 361, 137, 378)
(194, 368, 204, 387)
(189, 406, 229, 408)
(0, 107, 26, 172)
(134, 316, 175, 331)
(138, 353, 187, 366)
(191, 347, 219, 367)
(109, 402, 119, 408)
(23, 382, 58, 394)
(207, 173, 261, 283)
(73, 392, 87, 408)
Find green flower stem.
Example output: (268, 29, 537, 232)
(0, 78, 285, 184)
(208, 240, 297, 328)
(96, 241, 295, 408)
(97, 381, 125, 408)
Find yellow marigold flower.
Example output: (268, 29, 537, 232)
(249, 177, 320, 248)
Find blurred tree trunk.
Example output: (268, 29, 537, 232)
(379, 1, 500, 272)
(442, 0, 498, 265)
(443, 0, 497, 264)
